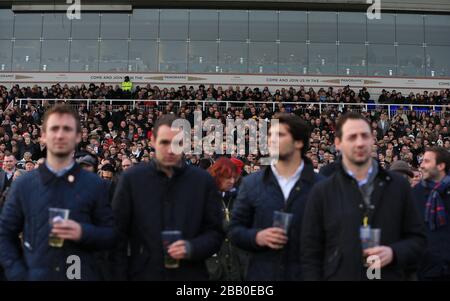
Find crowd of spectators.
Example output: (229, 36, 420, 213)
(0, 83, 449, 183)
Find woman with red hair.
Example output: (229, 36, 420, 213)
(207, 157, 247, 281)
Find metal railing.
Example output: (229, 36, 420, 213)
(14, 98, 449, 119)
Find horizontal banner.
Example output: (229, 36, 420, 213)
(1, 72, 450, 94)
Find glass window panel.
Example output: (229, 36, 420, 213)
(278, 42, 307, 74)
(129, 40, 158, 72)
(218, 41, 248, 73)
(159, 41, 187, 72)
(426, 46, 450, 77)
(308, 43, 337, 75)
(12, 40, 41, 71)
(338, 44, 367, 76)
(14, 14, 42, 39)
(71, 14, 100, 39)
(43, 13, 71, 39)
(160, 9, 188, 40)
(249, 11, 277, 42)
(99, 40, 129, 71)
(338, 12, 366, 43)
(368, 14, 395, 44)
(219, 10, 248, 41)
(308, 12, 337, 43)
(101, 14, 130, 39)
(0, 40, 12, 71)
(396, 14, 424, 45)
(397, 45, 424, 76)
(130, 9, 159, 39)
(0, 10, 14, 39)
(70, 40, 99, 71)
(189, 41, 217, 73)
(425, 15, 450, 46)
(279, 11, 307, 42)
(189, 10, 218, 41)
(41, 40, 69, 71)
(368, 44, 396, 76)
(249, 42, 277, 74)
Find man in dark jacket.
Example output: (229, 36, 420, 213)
(301, 112, 426, 281)
(229, 113, 322, 281)
(0, 105, 116, 281)
(413, 147, 450, 280)
(112, 114, 223, 281)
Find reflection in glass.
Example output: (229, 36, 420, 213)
(41, 40, 69, 71)
(99, 40, 129, 71)
(0, 40, 12, 71)
(338, 44, 367, 76)
(129, 40, 158, 72)
(426, 46, 450, 77)
(218, 41, 248, 73)
(368, 44, 396, 76)
(309, 43, 337, 75)
(12, 40, 41, 71)
(189, 41, 218, 73)
(397, 45, 425, 77)
(159, 41, 187, 72)
(70, 40, 99, 71)
(249, 42, 277, 74)
(278, 43, 307, 74)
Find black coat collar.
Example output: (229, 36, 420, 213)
(337, 159, 392, 183)
(38, 161, 82, 186)
(150, 158, 188, 178)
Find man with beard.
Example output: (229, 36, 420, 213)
(229, 113, 322, 280)
(0, 105, 116, 280)
(301, 112, 426, 280)
(413, 147, 450, 280)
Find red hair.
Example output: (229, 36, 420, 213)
(208, 157, 237, 188)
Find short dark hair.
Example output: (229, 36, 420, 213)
(426, 146, 450, 174)
(42, 104, 81, 133)
(335, 112, 372, 139)
(273, 113, 310, 155)
(153, 114, 178, 139)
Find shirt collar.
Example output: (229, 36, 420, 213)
(45, 160, 75, 177)
(39, 160, 81, 186)
(345, 164, 374, 187)
(270, 160, 304, 182)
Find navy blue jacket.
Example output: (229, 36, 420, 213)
(413, 181, 450, 279)
(229, 160, 322, 281)
(111, 160, 224, 281)
(0, 163, 116, 281)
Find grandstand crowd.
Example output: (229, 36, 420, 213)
(0, 83, 448, 181)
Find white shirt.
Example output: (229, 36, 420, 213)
(5, 171, 14, 180)
(271, 160, 304, 202)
